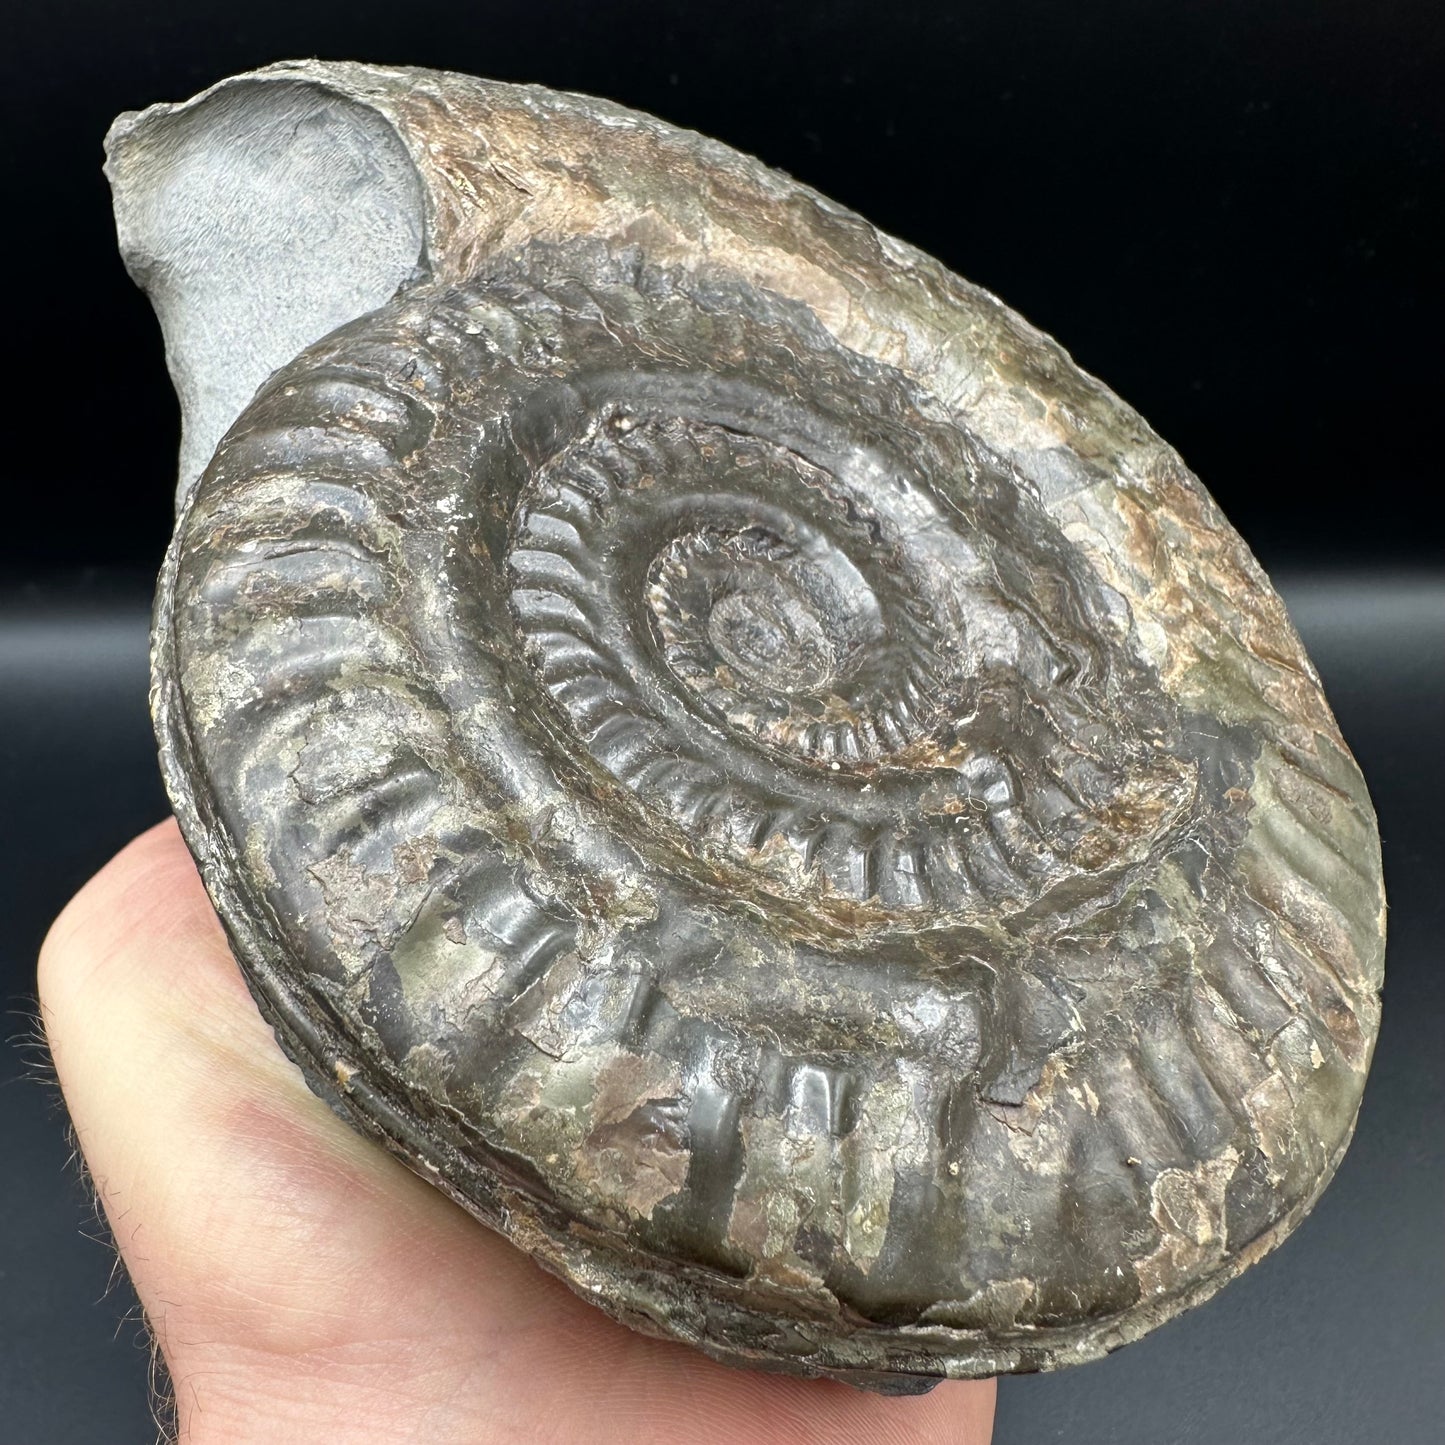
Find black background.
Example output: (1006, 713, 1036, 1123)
(2, 3, 1440, 1442)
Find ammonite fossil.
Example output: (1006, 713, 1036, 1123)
(107, 61, 1386, 1392)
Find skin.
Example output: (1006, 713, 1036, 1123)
(38, 820, 996, 1445)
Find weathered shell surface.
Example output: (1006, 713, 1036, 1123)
(110, 62, 1385, 1391)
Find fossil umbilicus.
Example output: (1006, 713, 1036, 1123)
(107, 61, 1385, 1393)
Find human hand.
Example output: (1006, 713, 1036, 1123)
(39, 821, 997, 1444)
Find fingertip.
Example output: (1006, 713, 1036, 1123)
(38, 817, 253, 1057)
(39, 818, 200, 1000)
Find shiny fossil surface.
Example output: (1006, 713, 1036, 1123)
(108, 61, 1385, 1392)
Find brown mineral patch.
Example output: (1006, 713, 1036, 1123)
(571, 1052, 692, 1222)
(1133, 1150, 1239, 1299)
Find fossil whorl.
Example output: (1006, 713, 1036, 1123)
(109, 62, 1385, 1390)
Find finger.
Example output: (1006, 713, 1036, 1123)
(40, 821, 995, 1444)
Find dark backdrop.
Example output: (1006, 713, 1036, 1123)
(2, 4, 1440, 1443)
(6, 0, 1443, 573)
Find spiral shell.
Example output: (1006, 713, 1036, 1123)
(113, 62, 1385, 1390)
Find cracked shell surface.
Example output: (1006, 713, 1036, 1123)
(134, 62, 1384, 1391)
